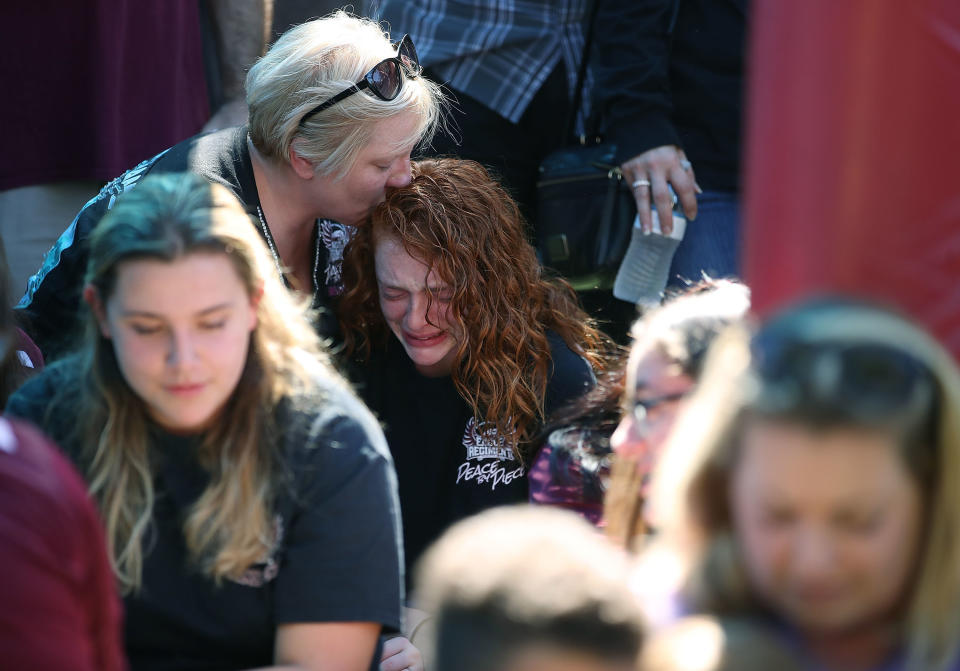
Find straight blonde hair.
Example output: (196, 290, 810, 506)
(57, 172, 342, 593)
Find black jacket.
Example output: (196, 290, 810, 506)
(16, 127, 338, 358)
(594, 0, 747, 191)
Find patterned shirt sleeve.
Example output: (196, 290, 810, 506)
(377, 0, 592, 126)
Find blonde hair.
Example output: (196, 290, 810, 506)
(246, 11, 444, 177)
(63, 172, 340, 593)
(647, 299, 960, 671)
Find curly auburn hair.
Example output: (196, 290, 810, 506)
(339, 158, 614, 452)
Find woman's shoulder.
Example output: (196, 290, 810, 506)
(545, 329, 594, 372)
(5, 358, 85, 462)
(278, 360, 392, 465)
(272, 366, 399, 528)
(543, 329, 597, 415)
(6, 358, 81, 422)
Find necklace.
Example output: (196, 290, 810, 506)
(255, 205, 283, 276)
(256, 205, 323, 303)
(249, 132, 323, 301)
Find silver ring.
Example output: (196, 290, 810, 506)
(631, 179, 651, 189)
(679, 159, 693, 171)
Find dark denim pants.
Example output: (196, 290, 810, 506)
(667, 189, 741, 286)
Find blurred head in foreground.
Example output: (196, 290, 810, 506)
(647, 298, 960, 671)
(415, 505, 644, 671)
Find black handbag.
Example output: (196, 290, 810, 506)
(535, 0, 635, 291)
(536, 143, 634, 290)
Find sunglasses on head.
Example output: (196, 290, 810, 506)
(749, 334, 934, 421)
(298, 34, 420, 127)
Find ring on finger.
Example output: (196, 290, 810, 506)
(679, 159, 693, 171)
(631, 179, 651, 189)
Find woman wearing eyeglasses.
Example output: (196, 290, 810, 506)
(634, 298, 960, 671)
(18, 11, 443, 359)
(338, 158, 613, 580)
(530, 279, 749, 528)
(6, 173, 405, 671)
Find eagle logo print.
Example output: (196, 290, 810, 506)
(457, 418, 524, 490)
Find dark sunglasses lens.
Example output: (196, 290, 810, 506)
(842, 346, 918, 404)
(398, 35, 420, 70)
(752, 335, 797, 384)
(367, 60, 402, 100)
(752, 335, 927, 417)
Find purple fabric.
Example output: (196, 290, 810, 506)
(0, 1, 209, 191)
(528, 443, 605, 525)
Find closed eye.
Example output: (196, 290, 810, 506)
(835, 511, 883, 534)
(761, 509, 796, 529)
(130, 323, 163, 335)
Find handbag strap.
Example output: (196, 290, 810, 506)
(593, 170, 620, 265)
(562, 0, 601, 143)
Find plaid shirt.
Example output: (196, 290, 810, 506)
(374, 0, 591, 125)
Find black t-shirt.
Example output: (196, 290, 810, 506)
(358, 331, 595, 575)
(6, 360, 404, 671)
(16, 126, 345, 358)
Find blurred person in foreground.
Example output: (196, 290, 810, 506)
(17, 11, 443, 359)
(6, 173, 404, 671)
(0, 244, 122, 670)
(414, 505, 644, 671)
(0, 415, 126, 671)
(530, 279, 749, 528)
(634, 298, 960, 670)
